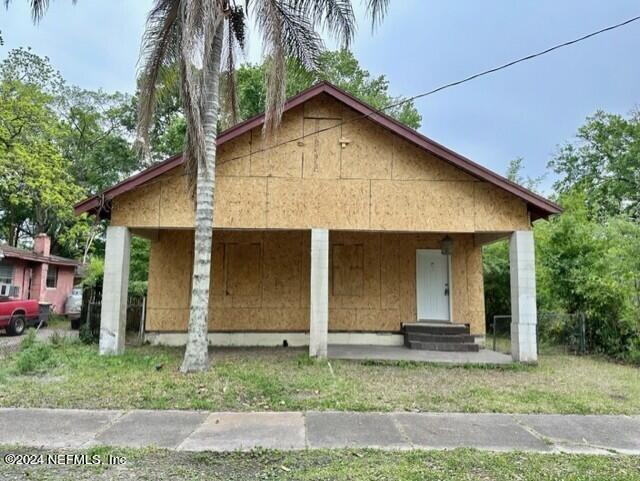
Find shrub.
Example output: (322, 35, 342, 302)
(14, 336, 57, 374)
(79, 321, 99, 344)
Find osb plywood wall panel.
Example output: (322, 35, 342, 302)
(266, 178, 370, 229)
(111, 94, 530, 233)
(145, 229, 485, 335)
(146, 229, 193, 330)
(250, 106, 304, 178)
(370, 180, 477, 232)
(111, 182, 161, 227)
(146, 229, 311, 332)
(474, 183, 530, 231)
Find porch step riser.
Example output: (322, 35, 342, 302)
(406, 334, 476, 344)
(409, 341, 480, 352)
(402, 322, 476, 352)
(404, 325, 469, 336)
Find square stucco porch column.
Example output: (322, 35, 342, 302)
(99, 226, 131, 355)
(309, 228, 329, 358)
(509, 230, 537, 362)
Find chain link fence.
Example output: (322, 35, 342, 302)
(488, 311, 587, 355)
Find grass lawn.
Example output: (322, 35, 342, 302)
(1, 447, 639, 480)
(0, 335, 638, 414)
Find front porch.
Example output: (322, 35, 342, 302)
(99, 226, 537, 363)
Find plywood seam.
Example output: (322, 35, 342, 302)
(265, 177, 270, 227)
(339, 120, 343, 179)
(377, 232, 382, 309)
(473, 182, 478, 230)
(367, 178, 480, 183)
(249, 129, 253, 174)
(368, 179, 372, 229)
(465, 246, 470, 324)
(157, 182, 162, 226)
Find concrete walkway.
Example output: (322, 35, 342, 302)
(0, 408, 638, 454)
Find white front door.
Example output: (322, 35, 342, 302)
(416, 249, 450, 321)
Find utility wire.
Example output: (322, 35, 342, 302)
(212, 13, 640, 167)
(384, 14, 640, 110)
(118, 12, 640, 188)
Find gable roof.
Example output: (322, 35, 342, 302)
(75, 81, 561, 220)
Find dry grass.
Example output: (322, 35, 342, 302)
(0, 339, 638, 414)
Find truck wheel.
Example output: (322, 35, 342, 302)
(7, 314, 26, 336)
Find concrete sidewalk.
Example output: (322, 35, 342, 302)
(0, 408, 638, 455)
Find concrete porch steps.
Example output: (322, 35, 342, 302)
(402, 321, 479, 352)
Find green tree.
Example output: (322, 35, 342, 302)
(0, 48, 83, 251)
(535, 191, 639, 359)
(550, 110, 640, 221)
(0, 48, 141, 259)
(58, 87, 138, 193)
(505, 157, 545, 193)
(233, 50, 421, 129)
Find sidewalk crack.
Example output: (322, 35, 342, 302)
(511, 415, 621, 455)
(176, 413, 210, 451)
(390, 414, 413, 449)
(81, 410, 128, 448)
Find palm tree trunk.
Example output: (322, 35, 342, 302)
(180, 24, 224, 373)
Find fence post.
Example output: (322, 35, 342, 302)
(86, 301, 92, 333)
(492, 315, 497, 352)
(138, 296, 146, 345)
(580, 312, 586, 355)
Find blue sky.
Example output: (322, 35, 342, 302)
(1, 0, 639, 193)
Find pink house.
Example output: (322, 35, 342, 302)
(0, 234, 81, 314)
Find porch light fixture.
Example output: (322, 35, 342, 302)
(440, 236, 453, 255)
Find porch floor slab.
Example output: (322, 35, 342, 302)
(327, 344, 512, 365)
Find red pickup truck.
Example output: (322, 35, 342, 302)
(0, 299, 40, 336)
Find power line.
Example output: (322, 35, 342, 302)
(387, 14, 640, 109)
(213, 13, 640, 167)
(118, 11, 640, 192)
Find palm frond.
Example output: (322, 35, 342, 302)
(221, 19, 239, 126)
(136, 0, 181, 159)
(254, 0, 322, 133)
(180, 0, 207, 187)
(228, 4, 247, 50)
(363, 0, 389, 30)
(4, 0, 77, 23)
(293, 0, 355, 48)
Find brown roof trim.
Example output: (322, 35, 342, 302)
(74, 153, 184, 216)
(0, 246, 81, 267)
(75, 81, 561, 219)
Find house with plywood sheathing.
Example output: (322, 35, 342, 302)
(75, 81, 560, 362)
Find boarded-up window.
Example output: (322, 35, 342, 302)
(332, 244, 364, 296)
(225, 243, 262, 299)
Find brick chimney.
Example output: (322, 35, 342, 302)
(33, 233, 51, 257)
